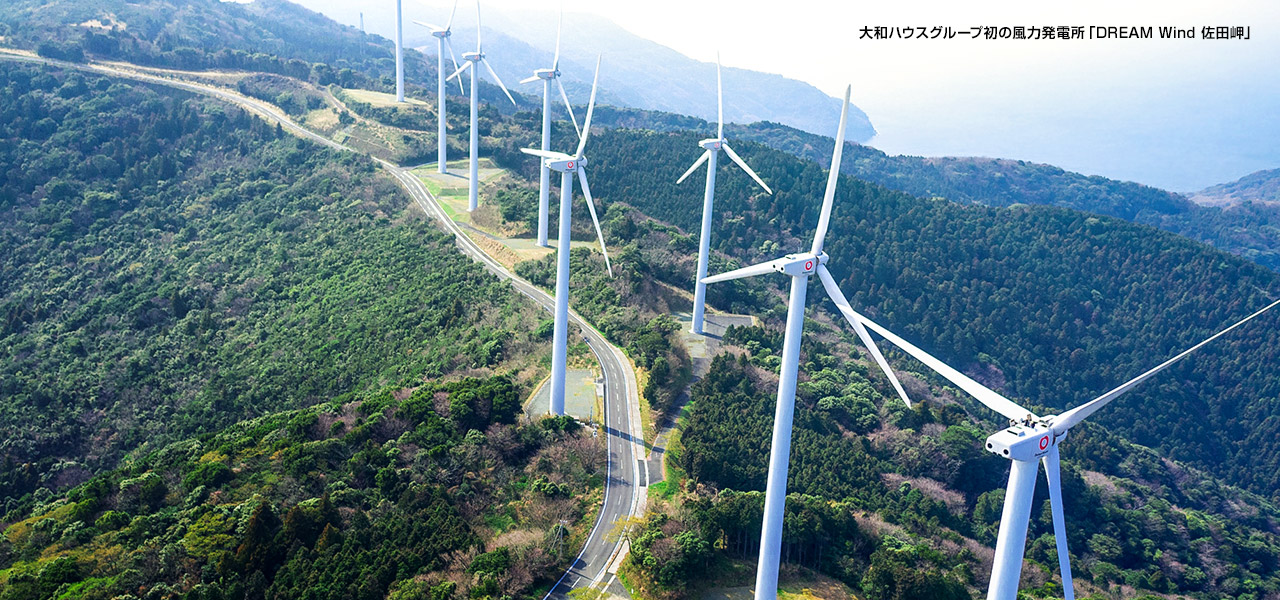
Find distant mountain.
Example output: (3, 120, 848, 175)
(1191, 167, 1280, 207)
(287, 0, 875, 143)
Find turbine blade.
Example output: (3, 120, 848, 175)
(716, 53, 724, 140)
(556, 78, 581, 138)
(1053, 297, 1280, 433)
(702, 257, 788, 285)
(481, 58, 517, 105)
(577, 169, 612, 278)
(447, 0, 459, 30)
(819, 266, 911, 406)
(817, 265, 911, 407)
(553, 10, 563, 71)
(857, 312, 1035, 423)
(676, 150, 712, 185)
(445, 60, 472, 82)
(413, 20, 445, 31)
(722, 143, 773, 194)
(575, 54, 602, 158)
(810, 85, 852, 256)
(520, 74, 540, 85)
(1042, 448, 1075, 600)
(445, 38, 464, 94)
(520, 148, 572, 161)
(475, 0, 482, 52)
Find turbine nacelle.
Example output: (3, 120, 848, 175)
(547, 156, 586, 173)
(522, 149, 585, 173)
(771, 252, 827, 277)
(532, 68, 560, 80)
(462, 51, 483, 62)
(986, 424, 1065, 462)
(699, 138, 724, 150)
(431, 29, 451, 38)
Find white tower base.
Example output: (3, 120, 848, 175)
(395, 0, 404, 103)
(690, 150, 719, 334)
(549, 170, 574, 415)
(753, 274, 808, 600)
(987, 459, 1038, 600)
(468, 64, 479, 212)
(538, 78, 553, 247)
(436, 38, 448, 174)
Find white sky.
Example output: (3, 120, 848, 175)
(398, 0, 1279, 190)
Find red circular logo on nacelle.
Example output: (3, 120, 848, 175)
(804, 260, 813, 271)
(567, 161, 575, 169)
(1039, 436, 1050, 451)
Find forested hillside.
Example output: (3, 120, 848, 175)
(493, 126, 1280, 597)
(491, 125, 1280, 498)
(0, 0, 532, 113)
(0, 0, 391, 87)
(0, 62, 551, 513)
(624, 341, 1280, 599)
(0, 376, 604, 600)
(587, 108, 1280, 272)
(1191, 168, 1280, 206)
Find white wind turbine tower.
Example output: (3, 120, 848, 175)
(394, 0, 405, 102)
(414, 0, 465, 174)
(702, 86, 913, 600)
(851, 298, 1280, 600)
(677, 54, 773, 335)
(446, 1, 517, 212)
(520, 56, 612, 416)
(519, 12, 582, 248)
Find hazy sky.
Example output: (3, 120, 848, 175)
(389, 0, 1279, 191)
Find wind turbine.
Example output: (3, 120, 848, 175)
(519, 12, 582, 248)
(520, 56, 612, 416)
(446, 1, 517, 212)
(394, 0, 404, 102)
(414, 0, 465, 175)
(677, 54, 773, 335)
(850, 298, 1280, 600)
(701, 86, 913, 600)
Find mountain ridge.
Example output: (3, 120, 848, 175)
(1191, 167, 1280, 207)
(287, 0, 876, 143)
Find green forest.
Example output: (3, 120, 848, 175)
(4, 0, 1280, 599)
(1, 375, 604, 600)
(588, 107, 1280, 272)
(497, 126, 1280, 497)
(0, 62, 553, 515)
(489, 123, 1280, 598)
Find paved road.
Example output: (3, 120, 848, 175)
(0, 49, 645, 598)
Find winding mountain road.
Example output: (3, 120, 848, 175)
(0, 49, 645, 599)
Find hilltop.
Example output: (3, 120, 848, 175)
(1191, 168, 1280, 207)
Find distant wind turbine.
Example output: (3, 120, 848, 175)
(520, 12, 582, 248)
(447, 0, 517, 212)
(520, 56, 612, 416)
(677, 54, 773, 335)
(702, 85, 913, 600)
(853, 298, 1280, 600)
(414, 0, 465, 174)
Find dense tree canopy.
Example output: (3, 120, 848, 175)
(0, 63, 549, 510)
